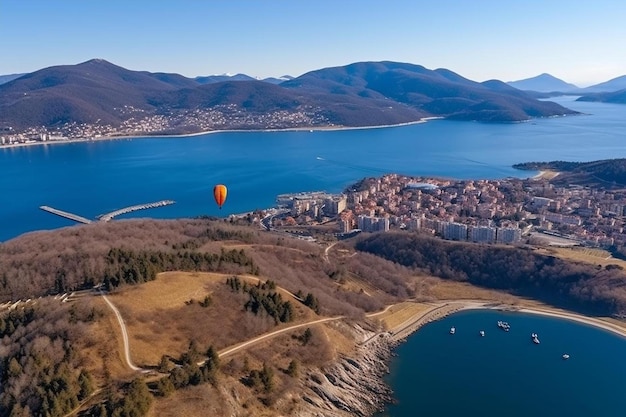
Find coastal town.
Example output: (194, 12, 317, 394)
(0, 104, 332, 146)
(270, 173, 626, 249)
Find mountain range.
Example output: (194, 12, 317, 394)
(0, 59, 581, 133)
(507, 73, 626, 94)
(194, 73, 293, 85)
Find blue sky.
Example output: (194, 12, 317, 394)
(1, 0, 625, 86)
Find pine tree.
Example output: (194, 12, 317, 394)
(287, 359, 299, 377)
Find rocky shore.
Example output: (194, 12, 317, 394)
(298, 331, 395, 417)
(295, 302, 491, 416)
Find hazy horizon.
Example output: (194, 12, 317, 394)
(2, 0, 626, 86)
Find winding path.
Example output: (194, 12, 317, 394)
(323, 241, 338, 263)
(100, 292, 145, 372)
(218, 316, 343, 358)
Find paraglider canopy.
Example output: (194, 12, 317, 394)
(213, 184, 227, 209)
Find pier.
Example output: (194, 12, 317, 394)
(98, 200, 175, 222)
(39, 206, 93, 224)
(39, 200, 175, 225)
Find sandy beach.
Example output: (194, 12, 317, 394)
(532, 169, 561, 180)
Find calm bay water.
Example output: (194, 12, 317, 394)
(1, 96, 626, 242)
(379, 309, 626, 417)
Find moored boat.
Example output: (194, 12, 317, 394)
(450, 327, 456, 334)
(531, 333, 540, 344)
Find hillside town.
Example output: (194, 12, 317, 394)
(0, 104, 332, 146)
(272, 174, 626, 249)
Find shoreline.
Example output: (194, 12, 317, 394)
(386, 300, 626, 341)
(0, 118, 440, 151)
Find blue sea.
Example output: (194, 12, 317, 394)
(379, 310, 626, 417)
(1, 96, 626, 242)
(3, 96, 626, 414)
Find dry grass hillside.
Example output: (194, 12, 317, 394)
(0, 219, 426, 416)
(7, 218, 614, 416)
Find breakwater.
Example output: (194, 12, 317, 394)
(98, 200, 175, 222)
(39, 206, 93, 224)
(39, 200, 175, 225)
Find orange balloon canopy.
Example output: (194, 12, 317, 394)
(213, 184, 227, 209)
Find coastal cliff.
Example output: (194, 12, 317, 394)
(295, 303, 477, 416)
(298, 331, 395, 417)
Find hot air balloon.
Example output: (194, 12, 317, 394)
(213, 184, 227, 209)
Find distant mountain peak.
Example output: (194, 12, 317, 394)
(507, 73, 580, 93)
(194, 73, 256, 84)
(81, 58, 113, 65)
(583, 74, 626, 93)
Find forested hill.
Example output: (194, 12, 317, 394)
(577, 89, 626, 104)
(355, 232, 626, 317)
(513, 159, 626, 188)
(0, 219, 414, 312)
(0, 218, 420, 417)
(0, 59, 577, 131)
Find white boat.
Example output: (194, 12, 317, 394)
(562, 354, 570, 360)
(531, 333, 540, 344)
(450, 327, 456, 334)
(479, 330, 485, 337)
(497, 320, 511, 332)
